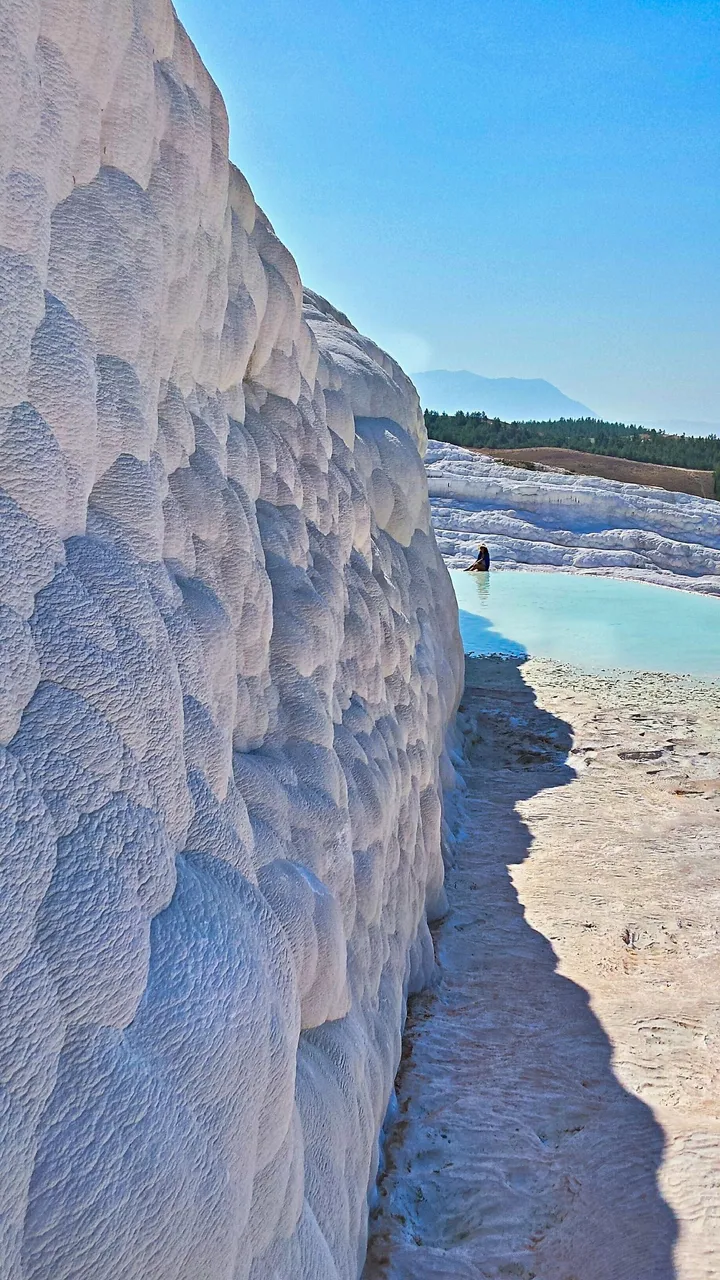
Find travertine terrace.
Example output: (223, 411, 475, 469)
(428, 440, 720, 593)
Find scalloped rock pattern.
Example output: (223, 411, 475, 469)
(428, 441, 720, 591)
(0, 5, 463, 1277)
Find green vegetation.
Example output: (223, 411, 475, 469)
(426, 411, 720, 491)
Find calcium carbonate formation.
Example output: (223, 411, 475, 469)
(0, 4, 463, 1276)
(427, 440, 720, 592)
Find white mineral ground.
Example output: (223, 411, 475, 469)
(365, 656, 720, 1280)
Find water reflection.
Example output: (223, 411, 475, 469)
(468, 569, 490, 606)
(455, 570, 527, 659)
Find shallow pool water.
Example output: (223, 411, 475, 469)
(451, 569, 720, 677)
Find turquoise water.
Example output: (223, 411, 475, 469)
(451, 569, 720, 677)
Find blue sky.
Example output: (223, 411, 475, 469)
(174, 0, 719, 425)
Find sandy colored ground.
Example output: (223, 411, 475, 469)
(364, 656, 720, 1280)
(478, 446, 716, 499)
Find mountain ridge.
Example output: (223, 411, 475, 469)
(414, 368, 597, 420)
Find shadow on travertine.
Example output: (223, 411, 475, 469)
(364, 656, 677, 1280)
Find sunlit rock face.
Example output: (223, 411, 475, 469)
(0, 5, 463, 1277)
(428, 441, 720, 592)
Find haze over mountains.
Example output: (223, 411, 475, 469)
(415, 372, 720, 437)
(414, 369, 597, 421)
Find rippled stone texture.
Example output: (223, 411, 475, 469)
(0, 5, 463, 1276)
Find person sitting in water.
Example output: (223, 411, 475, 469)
(465, 544, 490, 572)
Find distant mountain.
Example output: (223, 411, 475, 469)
(413, 370, 597, 421)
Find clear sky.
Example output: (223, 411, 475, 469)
(174, 0, 719, 425)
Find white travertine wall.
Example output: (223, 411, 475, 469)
(0, 4, 463, 1277)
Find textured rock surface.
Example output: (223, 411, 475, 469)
(0, 4, 462, 1277)
(428, 441, 720, 593)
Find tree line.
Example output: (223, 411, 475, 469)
(425, 411, 720, 498)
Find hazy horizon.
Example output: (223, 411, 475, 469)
(411, 369, 720, 434)
(174, 0, 719, 427)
